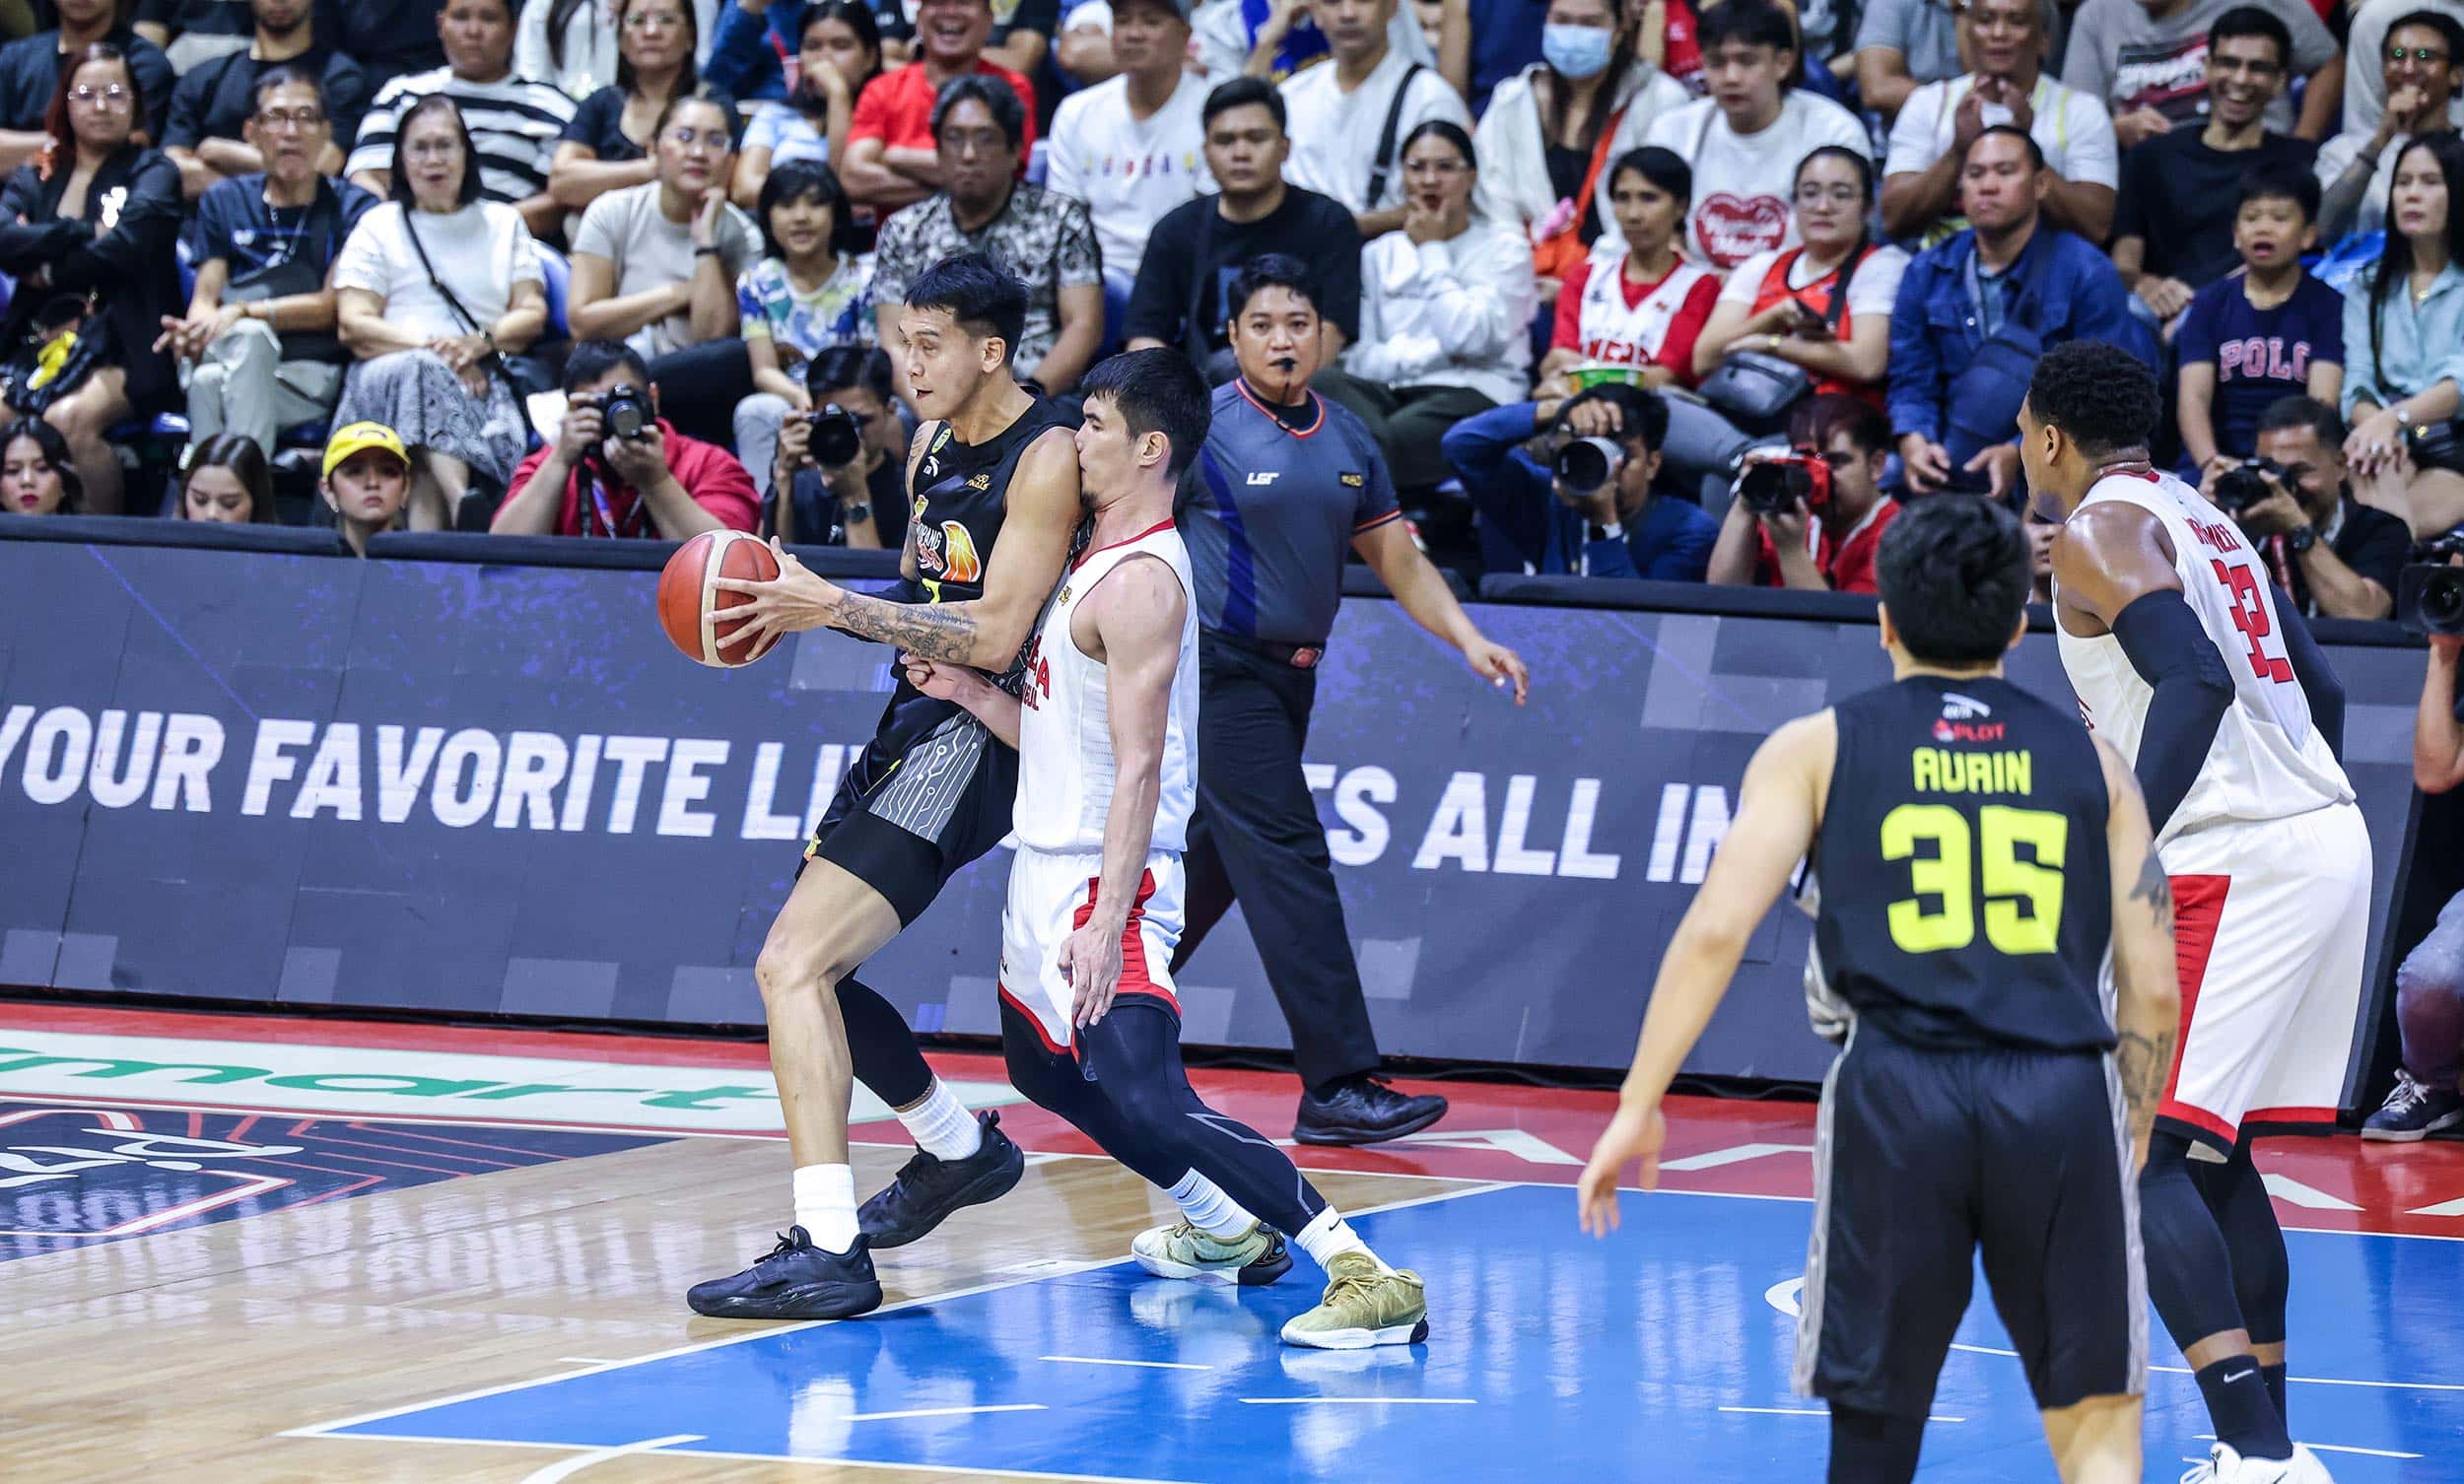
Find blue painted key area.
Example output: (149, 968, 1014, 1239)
(327, 1185, 2464, 1482)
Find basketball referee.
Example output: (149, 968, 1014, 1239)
(1579, 498, 2182, 1484)
(1174, 255, 1531, 1145)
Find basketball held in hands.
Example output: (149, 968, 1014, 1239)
(657, 530, 783, 667)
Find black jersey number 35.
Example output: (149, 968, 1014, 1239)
(1881, 804, 2069, 957)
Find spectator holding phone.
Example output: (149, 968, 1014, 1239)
(177, 434, 279, 523)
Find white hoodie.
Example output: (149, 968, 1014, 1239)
(1472, 59, 1689, 246)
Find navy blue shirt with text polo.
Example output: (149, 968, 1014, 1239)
(1185, 379, 1400, 647)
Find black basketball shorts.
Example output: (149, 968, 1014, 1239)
(800, 694, 1021, 926)
(1793, 1024, 2148, 1417)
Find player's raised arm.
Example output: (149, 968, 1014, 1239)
(1577, 710, 1834, 1234)
(2097, 736, 2181, 1177)
(2051, 502, 2234, 837)
(1060, 557, 1189, 1030)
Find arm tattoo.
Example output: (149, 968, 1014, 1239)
(2129, 852, 2174, 928)
(831, 590, 983, 662)
(2115, 1024, 2177, 1133)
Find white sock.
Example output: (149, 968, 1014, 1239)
(792, 1163, 859, 1253)
(896, 1080, 984, 1162)
(1167, 1170, 1259, 1239)
(1293, 1207, 1390, 1271)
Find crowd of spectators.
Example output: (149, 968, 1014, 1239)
(0, 0, 2459, 610)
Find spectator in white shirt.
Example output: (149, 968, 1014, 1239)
(2340, 0, 2464, 140)
(1046, 0, 1213, 338)
(1638, 0, 1870, 271)
(1694, 145, 1908, 403)
(1276, 0, 1472, 241)
(1317, 119, 1537, 489)
(1473, 0, 1688, 309)
(1880, 0, 2117, 244)
(2318, 10, 2464, 239)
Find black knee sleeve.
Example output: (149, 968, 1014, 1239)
(836, 976, 934, 1108)
(2194, 1143, 2290, 1348)
(1827, 1405, 1926, 1484)
(2140, 1132, 2250, 1351)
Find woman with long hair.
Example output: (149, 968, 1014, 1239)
(732, 1, 882, 214)
(1536, 145, 1721, 392)
(330, 95, 549, 528)
(548, 0, 735, 220)
(1692, 145, 1907, 403)
(2342, 129, 2464, 539)
(0, 43, 182, 515)
(1472, 0, 1687, 306)
(731, 158, 873, 482)
(177, 433, 276, 523)
(1, 417, 84, 516)
(517, 0, 720, 100)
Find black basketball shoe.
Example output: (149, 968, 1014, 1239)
(1293, 1076, 1449, 1146)
(858, 1110, 1027, 1248)
(686, 1228, 883, 1319)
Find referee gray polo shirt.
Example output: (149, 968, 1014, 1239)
(1185, 379, 1400, 647)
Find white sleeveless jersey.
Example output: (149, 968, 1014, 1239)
(1013, 518, 1199, 855)
(1576, 245, 1720, 370)
(2054, 469, 2353, 843)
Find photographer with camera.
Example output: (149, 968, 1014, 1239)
(491, 339, 759, 538)
(765, 344, 899, 547)
(1439, 381, 1717, 579)
(2365, 546, 2464, 1139)
(1706, 392, 1898, 593)
(2201, 394, 2410, 621)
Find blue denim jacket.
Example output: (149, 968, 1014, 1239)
(2340, 261, 2464, 417)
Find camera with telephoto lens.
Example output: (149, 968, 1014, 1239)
(2211, 456, 2290, 518)
(1551, 436, 1622, 495)
(2398, 535, 2464, 637)
(807, 404, 863, 468)
(1737, 447, 1832, 516)
(599, 384, 651, 440)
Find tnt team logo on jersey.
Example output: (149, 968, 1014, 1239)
(1932, 692, 2007, 743)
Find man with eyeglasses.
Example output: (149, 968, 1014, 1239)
(163, 0, 369, 201)
(157, 67, 376, 461)
(840, 0, 1038, 215)
(2316, 9, 2464, 238)
(0, 0, 174, 173)
(2338, 0, 2464, 139)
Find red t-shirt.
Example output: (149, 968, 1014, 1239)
(849, 59, 1039, 154)
(1550, 253, 1723, 388)
(498, 419, 760, 538)
(1752, 496, 1899, 595)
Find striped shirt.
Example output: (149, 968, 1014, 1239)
(1185, 379, 1400, 646)
(346, 66, 577, 206)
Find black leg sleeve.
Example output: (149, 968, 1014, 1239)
(837, 975, 935, 1109)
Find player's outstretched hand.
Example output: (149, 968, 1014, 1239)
(1058, 916, 1126, 1030)
(1465, 636, 1529, 706)
(1576, 1101, 1667, 1237)
(714, 538, 844, 644)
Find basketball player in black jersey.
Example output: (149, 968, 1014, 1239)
(1578, 498, 2183, 1484)
(685, 252, 1083, 1320)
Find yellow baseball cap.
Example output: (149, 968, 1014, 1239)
(321, 421, 410, 480)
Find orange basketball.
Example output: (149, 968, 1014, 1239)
(657, 530, 784, 668)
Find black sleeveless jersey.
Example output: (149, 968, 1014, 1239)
(906, 395, 1072, 611)
(1809, 674, 2116, 1052)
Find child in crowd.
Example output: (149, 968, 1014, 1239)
(2175, 162, 2347, 473)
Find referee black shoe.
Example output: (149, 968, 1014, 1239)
(857, 1111, 1026, 1248)
(686, 1228, 882, 1320)
(1293, 1076, 1448, 1147)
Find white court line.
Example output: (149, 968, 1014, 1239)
(515, 1434, 701, 1484)
(281, 1180, 1513, 1440)
(1237, 1397, 1477, 1405)
(1949, 1342, 2464, 1392)
(845, 1404, 1046, 1423)
(1720, 1406, 1963, 1423)
(2199, 1435, 2425, 1460)
(317, 1432, 1202, 1484)
(552, 1358, 629, 1366)
(1041, 1355, 1212, 1371)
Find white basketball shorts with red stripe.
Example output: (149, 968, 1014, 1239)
(997, 847, 1186, 1053)
(2157, 801, 2372, 1158)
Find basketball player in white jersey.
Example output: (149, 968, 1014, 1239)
(2023, 340, 2367, 1484)
(904, 349, 1433, 1349)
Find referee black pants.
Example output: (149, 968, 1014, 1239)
(1169, 630, 1382, 1091)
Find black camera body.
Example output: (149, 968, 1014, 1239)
(600, 384, 652, 440)
(2400, 535, 2464, 637)
(2212, 456, 2289, 517)
(808, 404, 864, 468)
(1738, 448, 1833, 516)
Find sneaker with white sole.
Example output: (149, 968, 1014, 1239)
(2179, 1443, 2336, 1483)
(2361, 1069, 2464, 1141)
(1278, 1250, 1429, 1349)
(1131, 1219, 1293, 1285)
